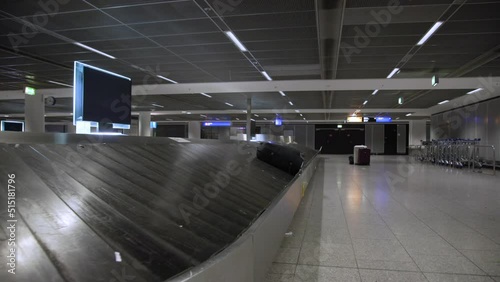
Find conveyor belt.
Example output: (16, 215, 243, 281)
(0, 137, 315, 282)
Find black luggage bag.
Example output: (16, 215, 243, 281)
(256, 143, 304, 175)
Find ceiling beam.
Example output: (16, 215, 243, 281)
(2, 108, 427, 119)
(1, 77, 498, 100)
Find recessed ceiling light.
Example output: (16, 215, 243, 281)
(74, 42, 116, 59)
(279, 91, 286, 96)
(300, 114, 303, 117)
(406, 113, 412, 116)
(295, 110, 300, 113)
(261, 71, 272, 81)
(417, 21, 443, 46)
(438, 100, 449, 105)
(225, 102, 234, 107)
(157, 75, 177, 84)
(467, 88, 483, 94)
(387, 68, 400, 79)
(372, 89, 379, 95)
(363, 100, 368, 105)
(263, 118, 267, 120)
(225, 31, 248, 52)
(289, 101, 293, 106)
(200, 93, 212, 98)
(254, 114, 259, 117)
(151, 103, 164, 108)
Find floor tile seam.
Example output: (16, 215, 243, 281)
(428, 200, 500, 248)
(370, 175, 491, 277)
(336, 180, 360, 270)
(293, 160, 325, 276)
(346, 157, 491, 276)
(350, 174, 429, 277)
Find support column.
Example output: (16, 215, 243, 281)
(188, 121, 201, 139)
(66, 123, 76, 133)
(409, 120, 427, 145)
(246, 96, 252, 141)
(25, 94, 45, 133)
(139, 112, 152, 137)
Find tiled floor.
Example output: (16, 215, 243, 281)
(266, 155, 500, 282)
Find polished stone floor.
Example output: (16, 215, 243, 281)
(266, 155, 500, 282)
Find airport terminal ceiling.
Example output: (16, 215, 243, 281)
(0, 0, 500, 121)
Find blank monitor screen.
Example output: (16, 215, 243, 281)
(1, 120, 24, 132)
(74, 62, 132, 125)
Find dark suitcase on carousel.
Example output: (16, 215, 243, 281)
(256, 143, 304, 175)
(357, 148, 371, 165)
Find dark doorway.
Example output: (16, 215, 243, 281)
(384, 124, 398, 155)
(315, 125, 365, 154)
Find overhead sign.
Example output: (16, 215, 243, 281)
(347, 116, 362, 123)
(24, 86, 35, 95)
(202, 121, 231, 127)
(275, 116, 282, 126)
(376, 117, 392, 123)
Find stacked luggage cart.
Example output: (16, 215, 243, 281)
(410, 139, 496, 175)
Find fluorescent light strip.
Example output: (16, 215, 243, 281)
(151, 103, 164, 108)
(372, 89, 379, 95)
(236, 118, 240, 120)
(254, 114, 259, 117)
(406, 113, 412, 116)
(74, 42, 115, 59)
(387, 68, 400, 79)
(467, 88, 483, 94)
(225, 31, 248, 52)
(261, 71, 272, 81)
(363, 100, 368, 105)
(288, 101, 293, 106)
(200, 114, 207, 118)
(225, 102, 234, 107)
(300, 114, 303, 117)
(295, 110, 300, 113)
(157, 75, 177, 84)
(417, 21, 443, 46)
(279, 91, 286, 96)
(48, 80, 72, 87)
(438, 100, 449, 105)
(200, 93, 212, 98)
(251, 118, 256, 121)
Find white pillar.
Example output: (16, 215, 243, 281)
(409, 120, 427, 146)
(25, 94, 45, 133)
(246, 97, 252, 141)
(139, 112, 152, 137)
(188, 121, 201, 139)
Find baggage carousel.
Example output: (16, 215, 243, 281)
(0, 132, 319, 282)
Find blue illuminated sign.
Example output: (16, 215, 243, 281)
(275, 116, 282, 126)
(376, 117, 392, 123)
(150, 121, 157, 129)
(203, 121, 232, 127)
